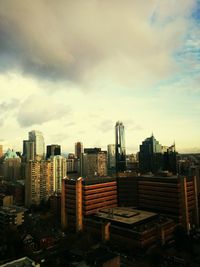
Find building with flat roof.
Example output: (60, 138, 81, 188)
(1, 256, 40, 267)
(138, 175, 199, 232)
(0, 205, 26, 232)
(85, 207, 175, 250)
(61, 177, 117, 232)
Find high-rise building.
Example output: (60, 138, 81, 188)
(115, 121, 126, 172)
(28, 130, 45, 160)
(25, 160, 49, 207)
(107, 144, 116, 171)
(51, 155, 66, 193)
(23, 140, 35, 161)
(82, 148, 107, 177)
(0, 145, 3, 158)
(2, 149, 21, 181)
(139, 135, 177, 174)
(139, 134, 162, 174)
(46, 144, 61, 159)
(75, 142, 83, 159)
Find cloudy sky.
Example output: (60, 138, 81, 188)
(0, 0, 200, 154)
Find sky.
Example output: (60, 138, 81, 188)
(0, 0, 200, 154)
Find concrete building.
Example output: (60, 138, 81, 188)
(0, 205, 26, 232)
(46, 144, 61, 159)
(117, 172, 138, 207)
(107, 144, 116, 172)
(82, 148, 107, 177)
(28, 130, 45, 160)
(61, 177, 117, 231)
(51, 155, 66, 193)
(2, 149, 21, 180)
(25, 161, 49, 207)
(85, 207, 175, 250)
(23, 140, 35, 161)
(138, 175, 199, 233)
(75, 142, 83, 159)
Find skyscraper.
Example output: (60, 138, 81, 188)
(75, 142, 83, 159)
(139, 134, 163, 174)
(107, 144, 116, 171)
(23, 140, 35, 161)
(46, 144, 61, 159)
(28, 130, 45, 160)
(115, 121, 126, 172)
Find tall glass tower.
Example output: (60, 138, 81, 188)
(115, 121, 126, 172)
(29, 130, 45, 160)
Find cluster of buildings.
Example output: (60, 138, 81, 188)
(0, 121, 200, 258)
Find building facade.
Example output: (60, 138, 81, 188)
(28, 130, 45, 160)
(46, 144, 61, 159)
(61, 177, 117, 232)
(75, 142, 83, 159)
(82, 148, 107, 177)
(115, 121, 126, 172)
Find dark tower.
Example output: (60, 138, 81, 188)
(115, 121, 126, 172)
(46, 144, 61, 159)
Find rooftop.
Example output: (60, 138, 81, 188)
(96, 207, 158, 226)
(0, 205, 27, 215)
(1, 257, 38, 267)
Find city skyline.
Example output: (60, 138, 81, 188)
(0, 1, 199, 154)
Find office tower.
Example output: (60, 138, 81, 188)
(139, 135, 177, 174)
(46, 144, 61, 159)
(23, 140, 35, 161)
(3, 149, 21, 180)
(163, 143, 177, 174)
(28, 130, 45, 160)
(107, 144, 116, 171)
(82, 148, 107, 177)
(0, 145, 3, 158)
(75, 142, 83, 159)
(115, 121, 126, 172)
(61, 177, 117, 231)
(139, 134, 163, 174)
(66, 158, 78, 174)
(51, 155, 66, 193)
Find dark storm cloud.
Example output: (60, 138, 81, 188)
(0, 0, 196, 86)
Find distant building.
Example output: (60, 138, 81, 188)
(82, 148, 107, 177)
(51, 155, 66, 193)
(0, 145, 3, 158)
(25, 161, 48, 207)
(25, 156, 66, 207)
(28, 130, 45, 160)
(107, 144, 116, 171)
(23, 140, 35, 161)
(2, 149, 21, 180)
(115, 121, 126, 172)
(46, 144, 61, 159)
(139, 135, 177, 174)
(75, 142, 83, 159)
